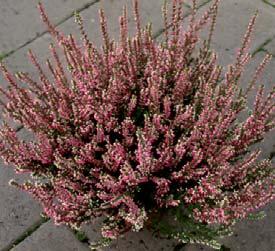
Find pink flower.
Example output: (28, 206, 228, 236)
(0, 0, 274, 245)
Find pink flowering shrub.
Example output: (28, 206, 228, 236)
(0, 0, 274, 249)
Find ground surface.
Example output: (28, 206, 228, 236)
(0, 0, 274, 251)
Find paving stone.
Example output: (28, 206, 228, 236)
(183, 0, 213, 8)
(0, 128, 41, 250)
(69, 0, 198, 39)
(222, 202, 275, 251)
(183, 203, 275, 251)
(0, 0, 96, 127)
(0, 1, 274, 251)
(156, 1, 275, 160)
(160, 0, 275, 67)
(204, 1, 275, 162)
(261, 0, 275, 9)
(0, 1, 182, 249)
(263, 36, 275, 56)
(0, 0, 204, 126)
(0, 0, 187, 57)
(0, 0, 96, 54)
(206, 0, 275, 67)
(188, 17, 275, 251)
(81, 200, 275, 251)
(0, 0, 193, 86)
(0, 32, 54, 128)
(81, 218, 177, 251)
(0, 164, 42, 250)
(239, 52, 275, 161)
(179, 8, 275, 249)
(58, 0, 187, 47)
(11, 221, 90, 251)
(0, 0, 188, 127)
(159, 0, 275, 160)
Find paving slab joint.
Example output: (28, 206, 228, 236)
(182, 2, 192, 9)
(0, 0, 100, 62)
(70, 228, 90, 246)
(0, 51, 15, 62)
(262, 0, 275, 8)
(153, 0, 212, 39)
(1, 217, 49, 251)
(15, 125, 24, 132)
(252, 35, 275, 57)
(268, 146, 275, 160)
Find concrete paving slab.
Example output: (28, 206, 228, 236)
(0, 1, 185, 250)
(11, 221, 90, 251)
(222, 202, 275, 251)
(177, 6, 275, 250)
(157, 0, 275, 67)
(0, 0, 188, 126)
(0, 1, 274, 251)
(156, 1, 275, 161)
(0, 0, 190, 57)
(81, 201, 275, 251)
(260, 0, 275, 10)
(0, 128, 41, 250)
(0, 0, 96, 127)
(263, 36, 275, 56)
(0, 0, 96, 55)
(191, 0, 275, 67)
(58, 0, 186, 47)
(0, 32, 54, 128)
(0, 163, 42, 250)
(212, 0, 275, 66)
(184, 202, 275, 251)
(239, 52, 275, 161)
(182, 24, 275, 251)
(82, 218, 177, 251)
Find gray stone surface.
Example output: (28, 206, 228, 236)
(239, 52, 275, 161)
(222, 202, 275, 251)
(157, 0, 275, 66)
(0, 0, 274, 251)
(264, 36, 275, 56)
(183, 5, 275, 250)
(0, 0, 188, 126)
(260, 0, 275, 10)
(82, 218, 177, 251)
(0, 129, 41, 250)
(0, 163, 42, 250)
(0, 1, 179, 250)
(57, 0, 181, 47)
(0, 0, 97, 126)
(184, 203, 275, 251)
(11, 221, 90, 251)
(0, 0, 95, 54)
(0, 0, 171, 126)
(196, 0, 275, 67)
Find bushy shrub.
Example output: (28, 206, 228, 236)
(0, 0, 274, 249)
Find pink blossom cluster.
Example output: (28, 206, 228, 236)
(0, 0, 274, 240)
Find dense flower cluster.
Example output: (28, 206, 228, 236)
(0, 0, 274, 244)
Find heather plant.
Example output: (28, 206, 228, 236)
(0, 0, 274, 250)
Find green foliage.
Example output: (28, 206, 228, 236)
(246, 211, 266, 221)
(74, 229, 89, 243)
(0, 53, 6, 61)
(151, 204, 233, 250)
(0, 50, 14, 61)
(89, 237, 112, 251)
